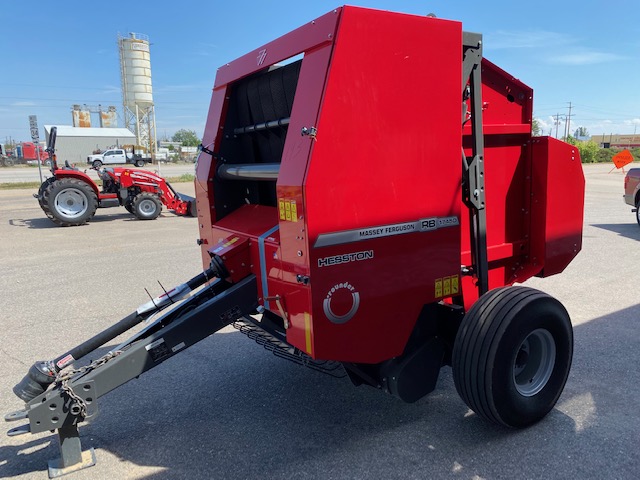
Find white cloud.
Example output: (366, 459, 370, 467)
(624, 118, 640, 125)
(12, 101, 36, 107)
(486, 30, 573, 49)
(546, 51, 626, 65)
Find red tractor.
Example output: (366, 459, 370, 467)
(35, 127, 196, 226)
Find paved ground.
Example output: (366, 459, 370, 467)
(0, 163, 638, 479)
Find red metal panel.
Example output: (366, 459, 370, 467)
(460, 59, 536, 308)
(214, 10, 340, 89)
(302, 7, 463, 362)
(275, 43, 336, 355)
(530, 137, 584, 277)
(196, 85, 229, 267)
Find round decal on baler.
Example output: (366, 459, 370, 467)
(323, 282, 360, 324)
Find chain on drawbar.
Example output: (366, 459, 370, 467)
(55, 350, 122, 419)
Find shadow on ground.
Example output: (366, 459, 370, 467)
(2, 304, 638, 480)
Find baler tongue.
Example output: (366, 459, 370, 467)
(5, 258, 258, 478)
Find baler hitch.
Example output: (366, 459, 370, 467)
(5, 259, 258, 478)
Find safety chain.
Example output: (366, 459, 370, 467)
(54, 350, 122, 419)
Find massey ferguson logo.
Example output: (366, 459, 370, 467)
(257, 49, 267, 66)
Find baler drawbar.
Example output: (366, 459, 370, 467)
(6, 6, 584, 477)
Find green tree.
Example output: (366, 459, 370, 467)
(574, 126, 589, 138)
(172, 129, 200, 147)
(575, 140, 599, 163)
(532, 118, 541, 136)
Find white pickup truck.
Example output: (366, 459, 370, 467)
(87, 148, 151, 168)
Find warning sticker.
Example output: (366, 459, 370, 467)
(435, 275, 460, 298)
(278, 199, 299, 222)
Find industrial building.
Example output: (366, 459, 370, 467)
(44, 125, 135, 164)
(591, 134, 640, 148)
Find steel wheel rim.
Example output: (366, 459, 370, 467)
(139, 199, 156, 215)
(54, 188, 88, 218)
(513, 328, 556, 397)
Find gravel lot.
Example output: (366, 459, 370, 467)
(0, 164, 638, 480)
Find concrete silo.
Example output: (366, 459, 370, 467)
(118, 33, 156, 155)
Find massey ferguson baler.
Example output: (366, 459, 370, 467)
(6, 6, 584, 477)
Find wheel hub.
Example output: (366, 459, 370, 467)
(139, 199, 156, 214)
(513, 328, 556, 397)
(55, 188, 88, 217)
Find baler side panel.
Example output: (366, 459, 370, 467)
(530, 137, 584, 277)
(461, 59, 535, 308)
(304, 8, 463, 363)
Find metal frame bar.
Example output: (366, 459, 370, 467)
(9, 275, 258, 473)
(462, 32, 488, 296)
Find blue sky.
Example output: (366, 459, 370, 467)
(2, 1, 639, 143)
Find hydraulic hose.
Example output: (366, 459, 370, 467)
(13, 259, 226, 403)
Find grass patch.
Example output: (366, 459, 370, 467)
(0, 181, 41, 190)
(166, 173, 196, 183)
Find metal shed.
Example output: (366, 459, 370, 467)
(44, 126, 136, 165)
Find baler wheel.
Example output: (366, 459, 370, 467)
(452, 286, 573, 428)
(132, 192, 162, 220)
(42, 178, 98, 226)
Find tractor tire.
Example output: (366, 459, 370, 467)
(3, 157, 15, 167)
(124, 203, 134, 214)
(36, 177, 56, 209)
(452, 286, 573, 429)
(135, 159, 145, 167)
(41, 178, 98, 226)
(132, 192, 162, 220)
(92, 160, 103, 168)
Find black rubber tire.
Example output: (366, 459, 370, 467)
(135, 159, 145, 167)
(452, 286, 573, 428)
(41, 178, 98, 226)
(3, 157, 15, 167)
(92, 160, 103, 168)
(124, 203, 134, 214)
(36, 177, 56, 209)
(635, 198, 640, 226)
(132, 192, 162, 220)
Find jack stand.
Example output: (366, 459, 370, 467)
(47, 425, 96, 478)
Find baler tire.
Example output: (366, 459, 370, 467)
(635, 199, 640, 226)
(451, 286, 573, 428)
(93, 160, 103, 168)
(132, 192, 162, 220)
(42, 178, 98, 226)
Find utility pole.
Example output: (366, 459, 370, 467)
(554, 113, 564, 139)
(565, 102, 575, 139)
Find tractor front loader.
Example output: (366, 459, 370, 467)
(7, 6, 584, 477)
(35, 128, 196, 226)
